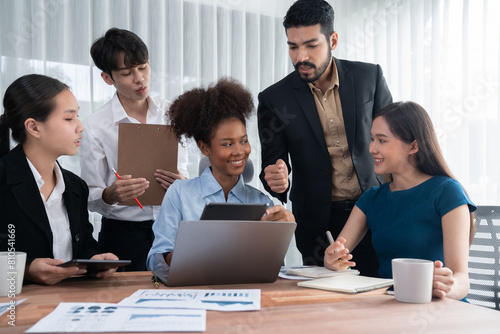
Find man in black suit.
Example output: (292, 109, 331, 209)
(258, 0, 392, 276)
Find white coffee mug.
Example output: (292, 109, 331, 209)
(0, 251, 27, 297)
(392, 258, 434, 303)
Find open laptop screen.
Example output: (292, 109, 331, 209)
(155, 220, 296, 287)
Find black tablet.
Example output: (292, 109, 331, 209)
(200, 203, 269, 220)
(58, 259, 131, 272)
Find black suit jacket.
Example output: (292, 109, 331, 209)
(0, 145, 99, 264)
(257, 58, 393, 261)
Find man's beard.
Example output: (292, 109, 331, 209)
(294, 50, 332, 83)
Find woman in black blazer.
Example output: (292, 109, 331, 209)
(0, 74, 118, 285)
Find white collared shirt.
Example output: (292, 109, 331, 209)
(79, 93, 189, 221)
(27, 158, 73, 261)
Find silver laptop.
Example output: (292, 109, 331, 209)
(154, 220, 296, 287)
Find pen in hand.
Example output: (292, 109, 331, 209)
(326, 230, 334, 245)
(327, 230, 340, 255)
(327, 230, 350, 269)
(111, 168, 145, 211)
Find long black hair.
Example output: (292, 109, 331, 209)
(375, 101, 454, 179)
(375, 101, 475, 243)
(0, 74, 69, 157)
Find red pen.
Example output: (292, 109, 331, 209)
(111, 168, 145, 211)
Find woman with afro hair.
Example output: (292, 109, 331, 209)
(147, 78, 294, 269)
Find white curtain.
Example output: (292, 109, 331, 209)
(1, 0, 498, 205)
(0, 0, 295, 187)
(333, 0, 500, 205)
(0, 0, 304, 264)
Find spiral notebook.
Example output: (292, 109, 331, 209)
(297, 275, 393, 294)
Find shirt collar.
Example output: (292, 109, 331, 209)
(199, 166, 247, 202)
(110, 92, 162, 124)
(307, 59, 339, 93)
(26, 158, 66, 199)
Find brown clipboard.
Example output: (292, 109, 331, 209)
(117, 123, 178, 206)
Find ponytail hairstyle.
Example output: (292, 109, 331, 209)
(1, 74, 69, 157)
(374, 101, 475, 244)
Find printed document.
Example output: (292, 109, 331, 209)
(118, 289, 261, 311)
(26, 302, 206, 333)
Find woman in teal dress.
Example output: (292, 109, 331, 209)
(324, 101, 475, 301)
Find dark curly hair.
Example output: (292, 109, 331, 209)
(168, 78, 254, 145)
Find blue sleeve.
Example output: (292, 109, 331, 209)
(437, 179, 477, 217)
(244, 184, 275, 207)
(265, 194, 274, 208)
(355, 187, 375, 215)
(146, 182, 183, 270)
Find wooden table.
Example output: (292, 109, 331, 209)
(1, 272, 499, 333)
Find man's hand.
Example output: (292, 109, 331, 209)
(154, 169, 186, 190)
(102, 175, 149, 205)
(264, 159, 289, 194)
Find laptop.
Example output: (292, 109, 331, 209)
(153, 220, 296, 287)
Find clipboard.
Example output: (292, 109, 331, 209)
(117, 123, 178, 206)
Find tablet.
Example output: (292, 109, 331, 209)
(199, 203, 269, 220)
(58, 259, 131, 272)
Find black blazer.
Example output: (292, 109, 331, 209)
(257, 58, 393, 259)
(0, 145, 99, 264)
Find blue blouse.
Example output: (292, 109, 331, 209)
(146, 167, 274, 270)
(356, 175, 476, 279)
